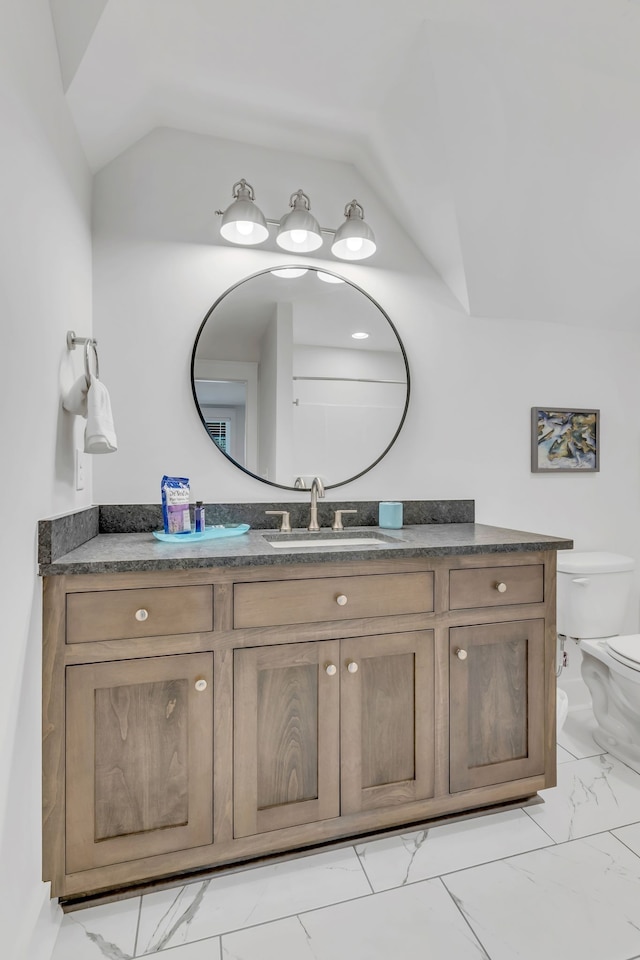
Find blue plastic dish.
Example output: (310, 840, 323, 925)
(153, 523, 250, 543)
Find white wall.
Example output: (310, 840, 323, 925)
(92, 127, 640, 630)
(0, 1, 92, 956)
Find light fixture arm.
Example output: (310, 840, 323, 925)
(232, 178, 255, 201)
(215, 178, 258, 217)
(288, 189, 311, 212)
(344, 199, 365, 220)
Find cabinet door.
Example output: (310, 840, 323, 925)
(341, 630, 435, 815)
(66, 653, 214, 874)
(234, 640, 340, 838)
(449, 619, 545, 792)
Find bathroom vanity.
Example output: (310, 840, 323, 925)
(40, 511, 571, 902)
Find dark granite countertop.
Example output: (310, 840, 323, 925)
(39, 523, 573, 576)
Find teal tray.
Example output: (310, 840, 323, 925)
(153, 523, 250, 543)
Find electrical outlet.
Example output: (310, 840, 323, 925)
(75, 449, 85, 491)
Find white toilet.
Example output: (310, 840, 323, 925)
(557, 551, 640, 771)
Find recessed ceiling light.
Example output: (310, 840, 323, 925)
(317, 271, 345, 284)
(351, 332, 369, 340)
(271, 268, 308, 278)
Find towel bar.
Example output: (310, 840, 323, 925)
(66, 330, 100, 381)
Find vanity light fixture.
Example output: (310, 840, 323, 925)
(216, 180, 377, 260)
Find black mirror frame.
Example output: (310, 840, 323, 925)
(190, 265, 411, 491)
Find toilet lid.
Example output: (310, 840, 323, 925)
(606, 635, 640, 669)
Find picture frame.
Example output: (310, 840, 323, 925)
(531, 407, 599, 473)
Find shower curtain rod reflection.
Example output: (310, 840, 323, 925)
(292, 375, 405, 384)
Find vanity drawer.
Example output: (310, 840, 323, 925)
(233, 572, 434, 628)
(66, 586, 214, 643)
(449, 564, 544, 610)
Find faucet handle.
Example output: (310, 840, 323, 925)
(332, 509, 357, 532)
(265, 510, 291, 533)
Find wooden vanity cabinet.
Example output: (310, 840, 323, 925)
(449, 619, 545, 792)
(65, 652, 214, 873)
(233, 630, 435, 838)
(340, 630, 435, 816)
(42, 550, 557, 901)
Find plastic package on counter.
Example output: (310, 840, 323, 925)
(161, 476, 192, 534)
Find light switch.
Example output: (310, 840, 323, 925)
(75, 449, 85, 491)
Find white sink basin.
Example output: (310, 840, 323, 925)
(264, 530, 405, 549)
(267, 536, 389, 549)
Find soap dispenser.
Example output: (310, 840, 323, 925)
(379, 501, 403, 529)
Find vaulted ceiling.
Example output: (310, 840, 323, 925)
(49, 0, 640, 328)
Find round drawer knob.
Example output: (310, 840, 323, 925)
(495, 582, 507, 593)
(135, 608, 149, 622)
(325, 664, 337, 676)
(194, 678, 208, 692)
(347, 661, 359, 673)
(455, 648, 468, 661)
(336, 594, 348, 606)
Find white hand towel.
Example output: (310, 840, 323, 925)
(62, 375, 89, 416)
(85, 378, 118, 454)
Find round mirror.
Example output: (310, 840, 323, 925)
(191, 266, 410, 490)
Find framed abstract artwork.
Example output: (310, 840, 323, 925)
(531, 407, 599, 473)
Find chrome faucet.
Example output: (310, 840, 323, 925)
(308, 476, 325, 531)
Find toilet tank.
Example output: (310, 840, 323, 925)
(557, 551, 635, 639)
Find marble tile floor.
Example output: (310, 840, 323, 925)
(51, 712, 640, 960)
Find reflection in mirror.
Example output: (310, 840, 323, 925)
(194, 378, 248, 466)
(192, 267, 409, 490)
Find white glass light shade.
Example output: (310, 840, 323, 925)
(219, 180, 268, 245)
(331, 200, 376, 261)
(317, 271, 345, 284)
(276, 189, 323, 253)
(277, 211, 323, 252)
(271, 267, 309, 278)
